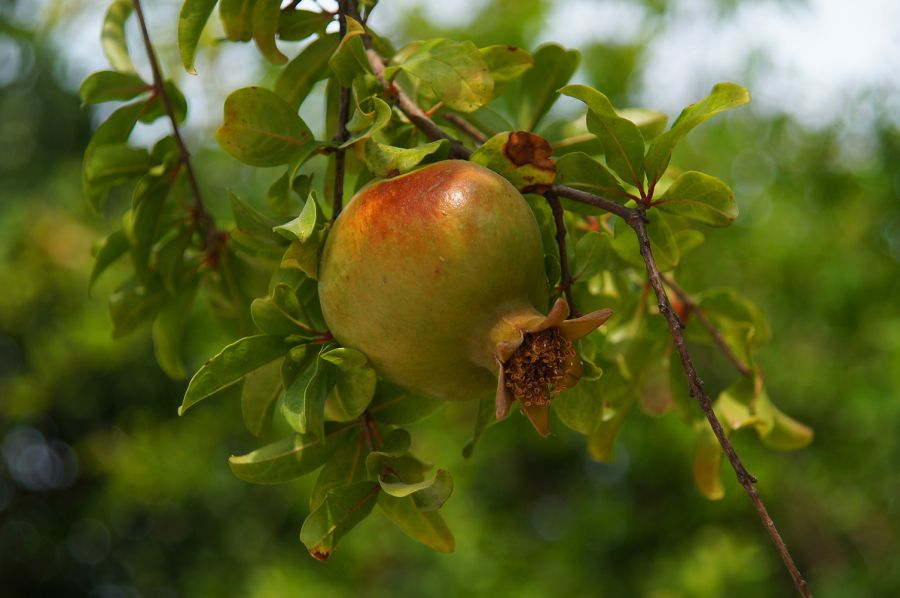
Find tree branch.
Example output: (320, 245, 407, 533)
(444, 113, 488, 144)
(629, 213, 810, 597)
(547, 193, 579, 317)
(131, 0, 220, 257)
(662, 275, 753, 377)
(352, 35, 810, 596)
(332, 0, 355, 219)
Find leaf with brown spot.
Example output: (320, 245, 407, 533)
(470, 131, 556, 193)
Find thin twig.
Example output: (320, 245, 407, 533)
(444, 113, 488, 144)
(341, 34, 810, 596)
(547, 193, 579, 317)
(332, 0, 354, 219)
(662, 275, 753, 377)
(629, 213, 810, 597)
(131, 0, 219, 256)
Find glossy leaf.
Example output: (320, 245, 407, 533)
(555, 152, 629, 206)
(180, 334, 292, 414)
(219, 0, 254, 42)
(80, 71, 149, 104)
(655, 171, 738, 227)
(379, 469, 451, 501)
(515, 44, 580, 131)
(83, 143, 155, 204)
(178, 0, 218, 74)
(411, 470, 453, 512)
(364, 139, 448, 177)
(251, 0, 287, 65)
(217, 87, 313, 167)
(101, 0, 134, 73)
(341, 96, 392, 148)
(555, 361, 604, 435)
(310, 432, 366, 511)
(240, 358, 283, 437)
(229, 425, 355, 484)
(129, 174, 172, 280)
(328, 17, 369, 87)
(573, 231, 610, 281)
(89, 229, 129, 292)
(377, 494, 455, 553)
(300, 481, 380, 562)
(278, 8, 332, 41)
(274, 193, 318, 243)
(368, 382, 442, 425)
(645, 83, 751, 187)
(276, 33, 340, 111)
(561, 84, 645, 189)
(586, 401, 631, 463)
(385, 38, 493, 113)
(151, 283, 197, 380)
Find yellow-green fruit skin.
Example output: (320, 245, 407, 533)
(318, 160, 548, 402)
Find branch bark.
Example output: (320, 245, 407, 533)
(547, 193, 579, 317)
(629, 213, 810, 597)
(131, 0, 219, 257)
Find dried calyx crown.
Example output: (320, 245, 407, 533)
(495, 298, 612, 436)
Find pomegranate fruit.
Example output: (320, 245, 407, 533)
(318, 160, 611, 435)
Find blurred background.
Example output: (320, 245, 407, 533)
(1, 0, 899, 596)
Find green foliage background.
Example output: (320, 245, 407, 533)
(1, 0, 898, 596)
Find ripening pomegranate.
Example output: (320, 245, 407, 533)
(318, 160, 611, 436)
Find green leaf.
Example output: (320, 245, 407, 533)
(385, 39, 493, 113)
(310, 431, 366, 511)
(480, 45, 533, 86)
(328, 17, 369, 87)
(83, 143, 156, 205)
(229, 191, 287, 254)
(586, 399, 631, 463)
(138, 81, 189, 125)
(470, 131, 556, 192)
(341, 96, 392, 149)
(80, 71, 149, 104)
(241, 358, 283, 437)
(379, 468, 451, 501)
(273, 193, 318, 242)
(321, 347, 377, 421)
(300, 480, 380, 562)
(156, 225, 195, 294)
(573, 232, 610, 281)
(555, 152, 629, 208)
(462, 394, 495, 459)
(560, 85, 646, 189)
(152, 283, 198, 379)
(89, 229, 129, 292)
(278, 8, 332, 41)
(108, 277, 167, 338)
(178, 0, 218, 74)
(377, 494, 455, 552)
(645, 83, 751, 188)
(280, 237, 323, 280)
(101, 0, 134, 73)
(285, 352, 337, 441)
(276, 33, 340, 111)
(368, 382, 442, 425)
(693, 427, 724, 500)
(219, 0, 254, 42)
(618, 108, 668, 141)
(655, 171, 738, 227)
(229, 424, 355, 484)
(611, 212, 680, 272)
(759, 402, 813, 451)
(251, 0, 287, 65)
(515, 43, 580, 131)
(217, 87, 314, 167)
(180, 334, 292, 414)
(555, 361, 604, 435)
(364, 139, 448, 178)
(129, 174, 173, 280)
